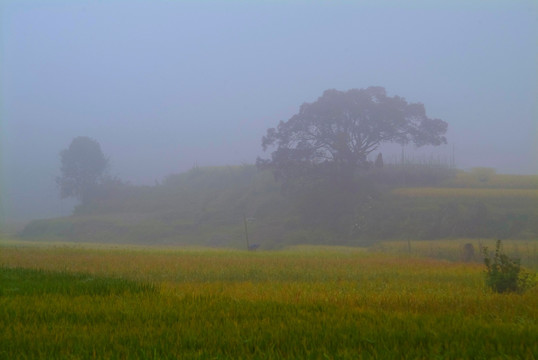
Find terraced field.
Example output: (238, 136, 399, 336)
(393, 187, 538, 199)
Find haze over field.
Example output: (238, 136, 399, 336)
(1, 0, 537, 222)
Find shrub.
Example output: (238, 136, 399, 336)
(482, 240, 535, 293)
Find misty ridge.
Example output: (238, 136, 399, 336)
(18, 87, 538, 249)
(2, 1, 537, 229)
(2, 3, 538, 358)
(1, 1, 536, 246)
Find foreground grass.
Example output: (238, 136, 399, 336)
(1, 240, 537, 359)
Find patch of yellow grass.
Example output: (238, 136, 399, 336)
(393, 187, 538, 199)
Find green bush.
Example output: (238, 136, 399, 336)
(482, 240, 535, 293)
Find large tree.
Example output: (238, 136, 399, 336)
(258, 87, 448, 185)
(57, 136, 109, 204)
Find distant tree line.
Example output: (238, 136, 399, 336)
(50, 88, 536, 246)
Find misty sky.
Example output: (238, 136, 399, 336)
(1, 1, 537, 222)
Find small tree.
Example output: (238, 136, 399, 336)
(56, 136, 109, 204)
(482, 240, 535, 293)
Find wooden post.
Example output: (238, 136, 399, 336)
(244, 214, 250, 250)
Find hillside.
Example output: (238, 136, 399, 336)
(20, 165, 538, 248)
(21, 166, 295, 248)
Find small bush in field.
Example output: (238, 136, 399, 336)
(482, 240, 535, 293)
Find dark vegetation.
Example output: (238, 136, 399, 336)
(482, 240, 536, 293)
(0, 267, 156, 297)
(257, 87, 447, 187)
(20, 164, 538, 248)
(56, 136, 110, 204)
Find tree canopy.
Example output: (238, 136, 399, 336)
(57, 136, 109, 203)
(258, 87, 448, 184)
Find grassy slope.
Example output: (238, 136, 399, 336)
(1, 241, 537, 359)
(21, 166, 294, 247)
(18, 165, 538, 247)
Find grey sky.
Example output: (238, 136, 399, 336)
(1, 1, 537, 222)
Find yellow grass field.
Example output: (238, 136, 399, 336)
(1, 238, 537, 358)
(393, 187, 538, 199)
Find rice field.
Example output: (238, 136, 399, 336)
(445, 172, 538, 189)
(372, 239, 538, 269)
(393, 187, 538, 199)
(1, 239, 537, 359)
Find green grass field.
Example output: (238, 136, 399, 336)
(1, 239, 537, 359)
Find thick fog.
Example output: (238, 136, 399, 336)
(1, 1, 537, 222)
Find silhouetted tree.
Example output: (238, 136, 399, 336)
(57, 136, 108, 204)
(258, 87, 448, 186)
